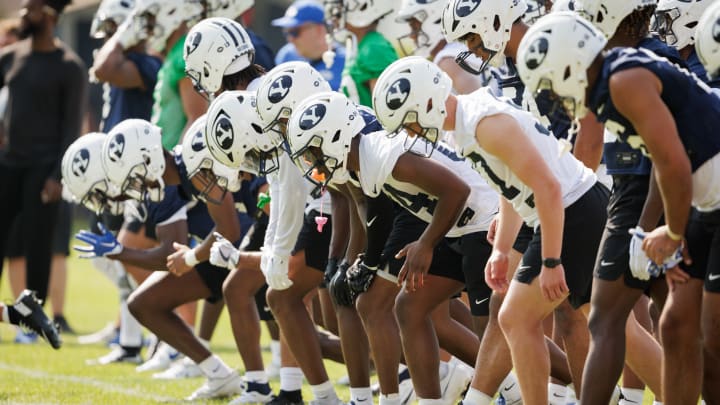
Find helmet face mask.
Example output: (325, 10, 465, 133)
(396, 0, 445, 57)
(695, 0, 720, 80)
(291, 137, 343, 191)
(652, 0, 710, 50)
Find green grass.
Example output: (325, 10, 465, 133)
(0, 253, 662, 404)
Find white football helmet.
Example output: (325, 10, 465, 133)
(130, 0, 204, 53)
(652, 0, 711, 50)
(523, 0, 549, 24)
(205, 0, 254, 19)
(62, 133, 120, 214)
(184, 17, 255, 97)
(396, 0, 446, 57)
(577, 0, 657, 38)
(442, 0, 527, 74)
(372, 56, 453, 149)
(91, 0, 135, 38)
(324, 0, 395, 28)
(551, 0, 580, 12)
(696, 0, 720, 79)
(177, 115, 241, 204)
(516, 12, 607, 119)
(205, 90, 265, 174)
(255, 62, 332, 149)
(287, 91, 365, 188)
(102, 119, 166, 202)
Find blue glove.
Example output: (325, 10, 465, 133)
(74, 223, 123, 258)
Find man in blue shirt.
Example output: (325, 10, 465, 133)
(272, 1, 345, 90)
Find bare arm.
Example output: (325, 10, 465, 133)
(117, 220, 189, 271)
(91, 39, 145, 89)
(179, 77, 209, 141)
(637, 170, 664, 231)
(572, 111, 604, 171)
(437, 57, 483, 95)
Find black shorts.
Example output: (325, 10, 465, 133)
(244, 213, 268, 252)
(681, 208, 720, 292)
(447, 231, 493, 316)
(292, 210, 332, 272)
(195, 262, 230, 303)
(254, 283, 274, 321)
(513, 224, 534, 254)
(6, 200, 73, 257)
(515, 183, 609, 308)
(595, 175, 650, 290)
(380, 210, 465, 283)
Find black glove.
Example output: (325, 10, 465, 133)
(323, 257, 340, 288)
(328, 260, 354, 307)
(347, 256, 377, 297)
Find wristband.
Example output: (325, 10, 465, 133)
(184, 249, 200, 267)
(666, 227, 683, 241)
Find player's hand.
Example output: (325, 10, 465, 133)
(210, 232, 240, 271)
(346, 257, 377, 297)
(641, 225, 685, 266)
(539, 265, 569, 302)
(74, 223, 123, 258)
(665, 264, 691, 292)
(167, 243, 194, 276)
(264, 254, 293, 290)
(396, 239, 434, 292)
(485, 250, 509, 293)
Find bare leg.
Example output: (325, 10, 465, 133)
(701, 291, 720, 403)
(8, 257, 26, 298)
(48, 254, 67, 317)
(553, 299, 589, 397)
(197, 299, 224, 342)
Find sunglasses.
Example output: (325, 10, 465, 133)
(284, 24, 311, 39)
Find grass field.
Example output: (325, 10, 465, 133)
(0, 244, 661, 404)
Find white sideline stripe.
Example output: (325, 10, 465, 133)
(0, 363, 178, 402)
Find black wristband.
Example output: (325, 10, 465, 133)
(542, 258, 562, 268)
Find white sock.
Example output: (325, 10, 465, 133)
(2, 305, 9, 324)
(548, 382, 567, 405)
(119, 300, 143, 348)
(653, 402, 663, 405)
(499, 372, 522, 402)
(379, 393, 401, 405)
(463, 387, 493, 405)
(198, 338, 210, 350)
(245, 370, 268, 384)
(280, 367, 304, 391)
(310, 380, 336, 401)
(270, 340, 281, 365)
(438, 361, 449, 380)
(198, 354, 232, 379)
(418, 398, 445, 405)
(619, 388, 644, 404)
(350, 387, 372, 403)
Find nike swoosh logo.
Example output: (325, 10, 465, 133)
(219, 249, 231, 262)
(600, 260, 615, 266)
(356, 398, 368, 402)
(709, 273, 720, 281)
(552, 392, 565, 398)
(474, 298, 489, 305)
(367, 216, 377, 228)
(503, 383, 516, 391)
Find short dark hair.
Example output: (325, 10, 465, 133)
(222, 63, 266, 91)
(616, 5, 656, 41)
(45, 0, 72, 15)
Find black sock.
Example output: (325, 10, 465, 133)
(121, 345, 141, 355)
(6, 305, 22, 325)
(279, 389, 302, 402)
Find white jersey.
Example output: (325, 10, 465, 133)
(358, 132, 499, 237)
(453, 88, 596, 228)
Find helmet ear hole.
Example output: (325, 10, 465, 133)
(493, 15, 501, 31)
(426, 98, 433, 113)
(563, 66, 571, 81)
(332, 130, 342, 143)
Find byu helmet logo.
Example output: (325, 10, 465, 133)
(191, 130, 206, 152)
(212, 109, 235, 152)
(71, 148, 90, 177)
(524, 37, 549, 70)
(713, 16, 720, 42)
(299, 103, 327, 130)
(268, 75, 293, 104)
(186, 32, 202, 56)
(386, 78, 411, 111)
(108, 133, 125, 163)
(455, 0, 481, 17)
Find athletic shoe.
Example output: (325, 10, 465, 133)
(12, 290, 61, 349)
(53, 315, 76, 335)
(77, 322, 119, 345)
(186, 371, 245, 401)
(153, 357, 203, 379)
(268, 390, 304, 405)
(88, 346, 143, 365)
(228, 380, 274, 404)
(398, 367, 416, 405)
(609, 386, 621, 405)
(136, 342, 180, 372)
(308, 398, 345, 405)
(440, 362, 473, 404)
(336, 375, 350, 386)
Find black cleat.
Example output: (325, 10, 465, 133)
(268, 390, 304, 405)
(53, 315, 76, 335)
(12, 290, 62, 349)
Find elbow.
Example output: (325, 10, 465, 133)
(92, 61, 112, 83)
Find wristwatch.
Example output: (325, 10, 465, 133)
(542, 258, 562, 268)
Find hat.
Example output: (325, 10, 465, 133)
(271, 1, 325, 28)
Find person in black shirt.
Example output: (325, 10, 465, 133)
(0, 0, 87, 304)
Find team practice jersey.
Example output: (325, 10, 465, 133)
(453, 88, 596, 227)
(341, 31, 398, 107)
(588, 47, 720, 211)
(357, 132, 498, 237)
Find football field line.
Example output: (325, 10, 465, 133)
(0, 362, 179, 403)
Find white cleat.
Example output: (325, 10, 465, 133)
(228, 380, 274, 404)
(186, 371, 245, 401)
(136, 342, 180, 372)
(398, 367, 416, 405)
(152, 357, 203, 379)
(440, 362, 473, 404)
